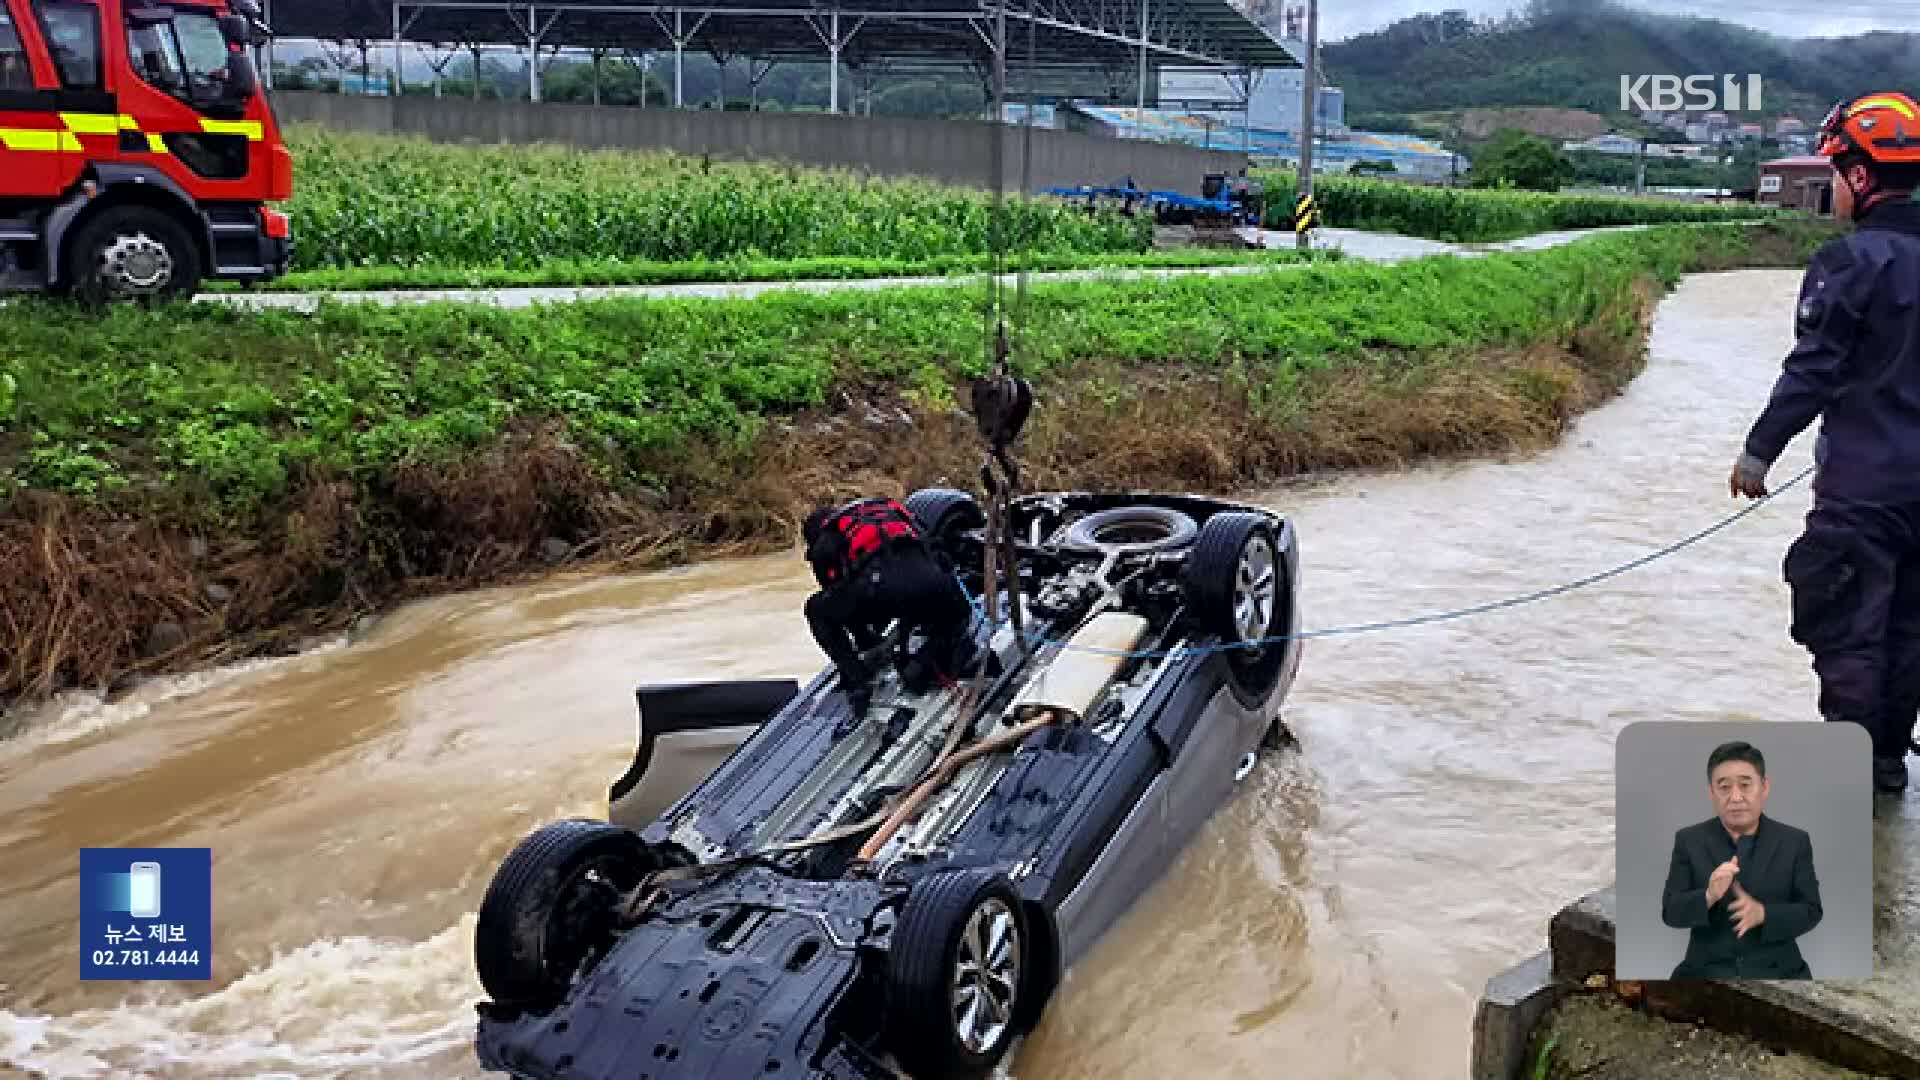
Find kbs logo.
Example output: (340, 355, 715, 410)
(1620, 75, 1764, 113)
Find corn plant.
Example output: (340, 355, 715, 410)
(285, 127, 1153, 272)
(1252, 170, 1774, 242)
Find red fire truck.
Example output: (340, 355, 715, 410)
(1, 0, 290, 302)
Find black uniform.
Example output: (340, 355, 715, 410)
(803, 505, 975, 714)
(1742, 197, 1920, 768)
(1661, 815, 1822, 980)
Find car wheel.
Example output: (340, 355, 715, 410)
(1059, 504, 1197, 556)
(885, 868, 1027, 1080)
(905, 487, 986, 555)
(68, 206, 203, 305)
(1183, 511, 1282, 660)
(474, 818, 655, 1009)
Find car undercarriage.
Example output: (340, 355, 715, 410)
(471, 488, 1303, 1080)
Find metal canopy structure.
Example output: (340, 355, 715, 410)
(264, 0, 1299, 110)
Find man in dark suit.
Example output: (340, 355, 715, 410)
(1661, 740, 1824, 979)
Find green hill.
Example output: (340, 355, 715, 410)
(1326, 0, 1920, 130)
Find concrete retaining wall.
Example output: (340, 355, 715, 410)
(1473, 885, 1920, 1080)
(270, 92, 1248, 195)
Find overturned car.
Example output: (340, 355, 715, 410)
(471, 487, 1304, 1079)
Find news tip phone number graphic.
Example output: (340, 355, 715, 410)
(90, 948, 203, 967)
(92, 922, 198, 967)
(80, 847, 212, 981)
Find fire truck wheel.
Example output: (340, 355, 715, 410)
(68, 206, 203, 305)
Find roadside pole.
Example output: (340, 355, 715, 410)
(1294, 0, 1317, 251)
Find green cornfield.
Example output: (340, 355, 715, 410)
(1253, 170, 1777, 243)
(285, 126, 1153, 271)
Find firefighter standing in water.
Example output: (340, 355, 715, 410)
(802, 497, 977, 721)
(1732, 92, 1920, 794)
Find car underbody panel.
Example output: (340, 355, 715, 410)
(476, 875, 893, 1079)
(473, 489, 1304, 1079)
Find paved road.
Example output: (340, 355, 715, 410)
(1292, 224, 1654, 259)
(202, 225, 1655, 313)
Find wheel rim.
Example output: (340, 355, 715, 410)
(1232, 534, 1277, 645)
(949, 897, 1020, 1055)
(98, 231, 174, 295)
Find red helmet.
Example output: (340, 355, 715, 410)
(1816, 92, 1920, 164)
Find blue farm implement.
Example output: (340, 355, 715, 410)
(1041, 173, 1265, 229)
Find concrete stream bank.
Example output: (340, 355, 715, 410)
(1475, 872, 1920, 1079)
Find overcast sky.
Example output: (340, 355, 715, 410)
(1315, 0, 1917, 42)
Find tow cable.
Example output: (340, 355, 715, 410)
(623, 364, 1820, 909)
(960, 462, 1819, 660)
(622, 451, 1816, 910)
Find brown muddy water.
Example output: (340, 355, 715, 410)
(4, 269, 1914, 1079)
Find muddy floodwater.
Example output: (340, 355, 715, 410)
(5, 268, 1917, 1079)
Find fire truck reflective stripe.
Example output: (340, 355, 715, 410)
(58, 112, 122, 135)
(0, 128, 82, 152)
(199, 118, 262, 140)
(50, 111, 173, 153)
(1853, 96, 1918, 120)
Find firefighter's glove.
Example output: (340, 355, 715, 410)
(1729, 452, 1771, 499)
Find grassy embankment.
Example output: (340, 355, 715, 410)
(1254, 169, 1780, 243)
(251, 128, 1780, 292)
(0, 217, 1836, 712)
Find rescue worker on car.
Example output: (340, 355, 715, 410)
(1730, 91, 1920, 794)
(802, 496, 977, 720)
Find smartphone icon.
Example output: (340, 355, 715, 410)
(128, 862, 162, 919)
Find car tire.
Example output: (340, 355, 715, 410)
(905, 487, 986, 555)
(885, 868, 1027, 1080)
(67, 205, 203, 305)
(1183, 511, 1286, 698)
(1059, 504, 1198, 556)
(474, 818, 655, 1009)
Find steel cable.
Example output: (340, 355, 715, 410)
(961, 462, 1817, 658)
